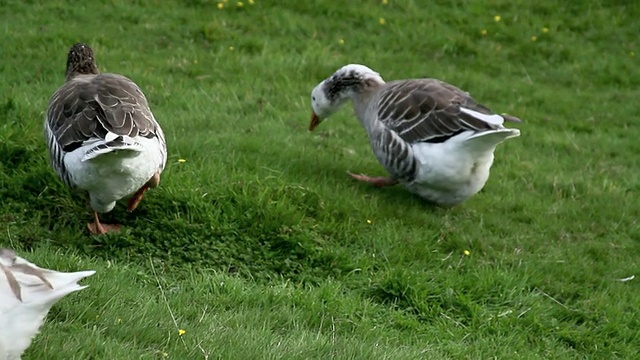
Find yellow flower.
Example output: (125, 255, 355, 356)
(237, 1, 243, 7)
(531, 35, 537, 42)
(379, 17, 385, 25)
(338, 38, 345, 45)
(162, 352, 169, 357)
(178, 158, 186, 163)
(494, 15, 501, 22)
(178, 329, 186, 336)
(541, 27, 549, 33)
(463, 250, 470, 256)
(480, 29, 487, 36)
(229, 46, 235, 51)
(366, 219, 372, 224)
(248, 0, 254, 3)
(381, 0, 388, 4)
(217, 2, 223, 9)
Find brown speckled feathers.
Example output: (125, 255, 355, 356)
(46, 73, 161, 153)
(375, 79, 521, 144)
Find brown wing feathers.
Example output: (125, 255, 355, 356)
(48, 74, 158, 152)
(377, 80, 505, 144)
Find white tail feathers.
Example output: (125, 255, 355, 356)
(459, 107, 506, 126)
(0, 249, 94, 360)
(462, 128, 521, 154)
(82, 133, 144, 162)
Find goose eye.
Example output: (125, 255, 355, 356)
(312, 96, 316, 101)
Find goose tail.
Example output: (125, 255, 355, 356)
(82, 132, 144, 162)
(462, 128, 521, 154)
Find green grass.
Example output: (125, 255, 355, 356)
(1, 0, 640, 358)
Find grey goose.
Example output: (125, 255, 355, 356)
(309, 64, 521, 206)
(44, 43, 167, 234)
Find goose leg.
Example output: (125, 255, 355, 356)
(347, 172, 399, 187)
(87, 211, 121, 235)
(127, 171, 161, 212)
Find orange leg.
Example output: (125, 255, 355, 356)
(347, 172, 399, 187)
(127, 172, 161, 212)
(87, 211, 121, 235)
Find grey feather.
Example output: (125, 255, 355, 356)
(375, 79, 518, 144)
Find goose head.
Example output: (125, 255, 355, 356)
(309, 64, 385, 131)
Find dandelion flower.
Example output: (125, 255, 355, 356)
(494, 15, 501, 22)
(366, 219, 372, 224)
(229, 46, 235, 51)
(178, 329, 186, 336)
(178, 158, 187, 163)
(542, 27, 549, 33)
(382, 0, 388, 4)
(379, 17, 385, 25)
(248, 0, 254, 4)
(217, 2, 224, 9)
(463, 250, 470, 256)
(531, 35, 537, 42)
(338, 38, 345, 45)
(480, 29, 487, 36)
(237, 1, 243, 7)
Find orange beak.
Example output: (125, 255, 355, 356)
(309, 112, 320, 131)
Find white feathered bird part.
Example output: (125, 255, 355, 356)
(0, 249, 94, 360)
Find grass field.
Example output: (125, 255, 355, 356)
(1, 0, 639, 358)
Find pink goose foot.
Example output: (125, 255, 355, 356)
(87, 211, 121, 235)
(347, 172, 399, 187)
(127, 172, 161, 212)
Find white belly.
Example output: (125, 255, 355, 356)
(403, 140, 495, 207)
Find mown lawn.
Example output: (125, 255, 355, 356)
(1, 0, 639, 359)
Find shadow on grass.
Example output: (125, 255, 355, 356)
(33, 180, 360, 285)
